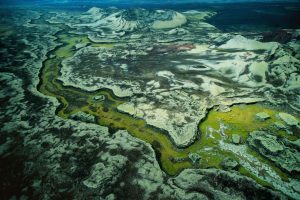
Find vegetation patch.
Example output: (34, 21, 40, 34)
(38, 29, 299, 188)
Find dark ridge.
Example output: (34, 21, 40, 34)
(261, 29, 293, 44)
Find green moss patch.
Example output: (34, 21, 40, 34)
(38, 27, 299, 189)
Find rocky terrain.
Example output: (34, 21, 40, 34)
(58, 8, 300, 147)
(0, 5, 300, 200)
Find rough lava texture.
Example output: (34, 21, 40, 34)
(0, 72, 285, 199)
(247, 131, 300, 173)
(75, 7, 186, 33)
(58, 8, 300, 147)
(1, 7, 300, 200)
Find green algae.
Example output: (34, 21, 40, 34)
(91, 43, 115, 48)
(38, 26, 299, 188)
(198, 104, 298, 181)
(239, 167, 273, 187)
(39, 31, 190, 176)
(246, 147, 290, 182)
(200, 104, 299, 141)
(55, 34, 91, 58)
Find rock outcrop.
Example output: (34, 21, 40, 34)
(219, 35, 278, 51)
(76, 8, 186, 32)
(172, 169, 285, 200)
(247, 131, 300, 173)
(2, 7, 300, 200)
(70, 111, 96, 123)
(278, 112, 300, 127)
(152, 12, 187, 29)
(256, 112, 270, 121)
